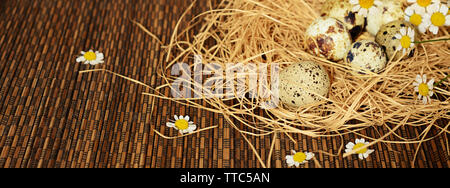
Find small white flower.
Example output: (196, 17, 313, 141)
(76, 50, 104, 65)
(166, 115, 197, 134)
(407, 0, 440, 13)
(413, 75, 435, 104)
(423, 3, 450, 34)
(394, 27, 416, 56)
(285, 150, 314, 167)
(405, 6, 428, 33)
(349, 0, 382, 18)
(345, 138, 375, 160)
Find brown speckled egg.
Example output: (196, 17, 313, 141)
(367, 0, 404, 36)
(305, 17, 352, 61)
(375, 20, 419, 61)
(320, 0, 366, 39)
(346, 40, 387, 74)
(279, 61, 331, 107)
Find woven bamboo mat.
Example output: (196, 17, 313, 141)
(0, 0, 448, 168)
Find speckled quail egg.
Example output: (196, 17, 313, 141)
(305, 17, 352, 61)
(375, 20, 419, 61)
(279, 61, 331, 108)
(320, 0, 366, 39)
(346, 40, 387, 74)
(367, 0, 405, 36)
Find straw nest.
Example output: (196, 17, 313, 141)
(129, 0, 449, 167)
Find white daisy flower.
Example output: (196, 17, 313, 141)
(394, 27, 416, 55)
(423, 3, 450, 34)
(405, 6, 429, 33)
(76, 50, 104, 65)
(166, 115, 197, 134)
(285, 150, 314, 167)
(407, 0, 440, 13)
(349, 0, 382, 18)
(413, 74, 435, 104)
(345, 138, 375, 160)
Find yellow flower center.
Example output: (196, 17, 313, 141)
(431, 12, 446, 27)
(400, 36, 412, 49)
(417, 0, 431, 7)
(353, 143, 368, 154)
(410, 13, 422, 26)
(175, 119, 189, 130)
(84, 51, 97, 61)
(359, 0, 374, 9)
(418, 83, 430, 97)
(293, 152, 307, 163)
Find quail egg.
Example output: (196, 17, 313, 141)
(367, 0, 405, 36)
(305, 17, 352, 61)
(279, 61, 331, 108)
(346, 40, 387, 74)
(320, 0, 366, 39)
(375, 20, 418, 61)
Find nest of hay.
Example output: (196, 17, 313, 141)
(136, 0, 449, 166)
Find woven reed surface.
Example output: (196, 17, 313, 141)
(0, 0, 448, 168)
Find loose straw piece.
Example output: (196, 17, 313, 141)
(125, 0, 449, 167)
(153, 126, 219, 139)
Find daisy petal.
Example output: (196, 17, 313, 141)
(405, 7, 414, 16)
(427, 3, 438, 13)
(184, 116, 190, 121)
(428, 78, 435, 88)
(400, 28, 406, 36)
(346, 142, 355, 149)
(416, 75, 422, 83)
(76, 56, 85, 63)
(418, 25, 427, 33)
(359, 8, 368, 17)
(345, 148, 353, 153)
(352, 5, 361, 12)
(446, 15, 450, 26)
(97, 53, 104, 59)
(430, 26, 439, 34)
(188, 124, 197, 131)
(422, 96, 428, 104)
(363, 153, 369, 158)
(285, 155, 293, 161)
(439, 5, 448, 15)
(349, 0, 359, 5)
